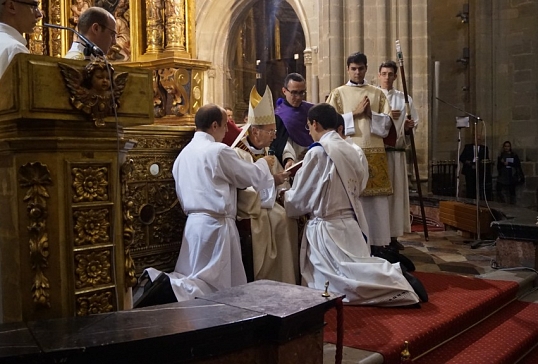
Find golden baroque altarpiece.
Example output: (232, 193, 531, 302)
(0, 0, 209, 322)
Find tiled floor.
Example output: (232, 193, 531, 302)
(398, 230, 498, 276)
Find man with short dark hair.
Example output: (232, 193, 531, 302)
(283, 103, 423, 306)
(64, 6, 116, 59)
(378, 60, 419, 250)
(327, 52, 393, 249)
(271, 72, 314, 169)
(145, 103, 276, 302)
(0, 0, 43, 78)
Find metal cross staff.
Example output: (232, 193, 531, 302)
(395, 40, 429, 241)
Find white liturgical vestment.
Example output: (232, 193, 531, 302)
(284, 131, 419, 306)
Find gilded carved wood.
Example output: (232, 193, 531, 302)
(18, 162, 53, 308)
(152, 67, 204, 120)
(122, 133, 191, 276)
(70, 163, 116, 316)
(145, 0, 165, 53)
(164, 0, 186, 51)
(58, 61, 129, 127)
(76, 290, 114, 316)
(121, 159, 138, 288)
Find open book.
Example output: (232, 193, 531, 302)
(285, 160, 303, 177)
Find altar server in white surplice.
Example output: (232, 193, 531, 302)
(283, 103, 420, 307)
(378, 60, 419, 249)
(146, 104, 275, 302)
(234, 86, 299, 284)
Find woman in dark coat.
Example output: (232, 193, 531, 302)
(496, 141, 521, 204)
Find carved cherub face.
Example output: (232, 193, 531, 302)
(91, 69, 111, 92)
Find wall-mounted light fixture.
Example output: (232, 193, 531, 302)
(456, 4, 469, 23)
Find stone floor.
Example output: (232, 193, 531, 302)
(322, 230, 538, 364)
(398, 230, 498, 276)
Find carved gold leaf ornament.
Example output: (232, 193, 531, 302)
(72, 166, 109, 202)
(74, 209, 111, 246)
(121, 159, 138, 288)
(76, 291, 114, 316)
(18, 162, 52, 308)
(158, 68, 190, 116)
(58, 61, 129, 127)
(75, 250, 112, 289)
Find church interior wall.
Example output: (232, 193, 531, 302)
(197, 0, 536, 205)
(430, 0, 538, 207)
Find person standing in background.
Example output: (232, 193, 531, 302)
(378, 60, 419, 250)
(496, 140, 521, 204)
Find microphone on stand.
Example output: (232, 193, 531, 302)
(42, 23, 105, 58)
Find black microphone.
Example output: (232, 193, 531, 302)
(43, 23, 105, 57)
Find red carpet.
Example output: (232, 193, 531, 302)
(519, 343, 538, 364)
(323, 272, 520, 363)
(415, 300, 538, 363)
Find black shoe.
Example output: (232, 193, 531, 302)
(372, 246, 416, 272)
(397, 253, 416, 272)
(133, 272, 177, 308)
(389, 239, 405, 251)
(401, 266, 428, 303)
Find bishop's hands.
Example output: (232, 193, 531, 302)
(284, 158, 295, 170)
(273, 171, 291, 186)
(262, 155, 276, 170)
(353, 96, 372, 119)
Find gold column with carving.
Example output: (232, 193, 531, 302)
(8, 0, 211, 321)
(0, 54, 153, 322)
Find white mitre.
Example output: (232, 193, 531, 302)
(248, 85, 275, 126)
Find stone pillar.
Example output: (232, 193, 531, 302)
(319, 0, 345, 91)
(344, 0, 363, 56)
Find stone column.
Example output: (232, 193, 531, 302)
(319, 0, 344, 92)
(345, 0, 363, 55)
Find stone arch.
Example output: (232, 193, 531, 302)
(195, 0, 313, 107)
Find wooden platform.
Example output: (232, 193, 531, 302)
(439, 200, 492, 235)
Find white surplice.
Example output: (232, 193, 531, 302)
(147, 132, 275, 302)
(284, 131, 419, 306)
(234, 138, 299, 284)
(382, 88, 419, 237)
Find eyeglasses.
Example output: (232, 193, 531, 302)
(255, 128, 277, 136)
(305, 123, 311, 130)
(285, 88, 307, 97)
(99, 24, 117, 37)
(11, 0, 41, 12)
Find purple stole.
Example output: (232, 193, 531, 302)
(275, 100, 314, 147)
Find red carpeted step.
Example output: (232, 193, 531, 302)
(518, 343, 538, 364)
(414, 301, 538, 363)
(324, 272, 519, 363)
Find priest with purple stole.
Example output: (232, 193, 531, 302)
(271, 73, 314, 170)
